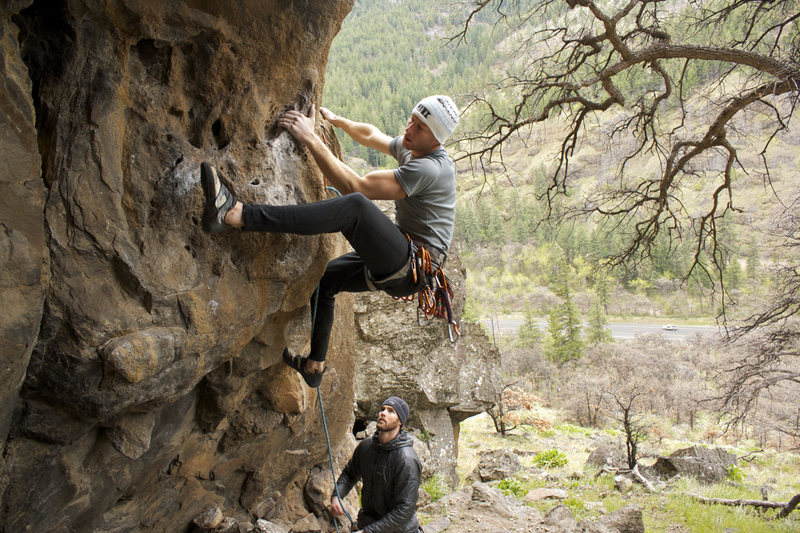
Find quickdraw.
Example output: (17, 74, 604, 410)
(400, 236, 460, 343)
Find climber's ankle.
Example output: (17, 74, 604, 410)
(305, 359, 324, 374)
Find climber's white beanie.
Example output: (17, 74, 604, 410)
(412, 95, 459, 145)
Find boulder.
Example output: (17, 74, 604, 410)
(469, 482, 531, 519)
(290, 513, 322, 533)
(213, 517, 239, 533)
(586, 444, 628, 469)
(302, 466, 331, 517)
(525, 488, 568, 502)
(651, 445, 736, 483)
(253, 519, 288, 533)
(614, 475, 634, 493)
(544, 505, 581, 532)
(581, 504, 645, 533)
(473, 448, 523, 482)
(193, 506, 224, 529)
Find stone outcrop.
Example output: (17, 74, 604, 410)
(352, 248, 502, 487)
(3, 1, 359, 531)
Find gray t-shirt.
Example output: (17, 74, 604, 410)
(390, 136, 456, 252)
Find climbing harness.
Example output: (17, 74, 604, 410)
(364, 237, 460, 342)
(321, 180, 459, 342)
(405, 237, 460, 343)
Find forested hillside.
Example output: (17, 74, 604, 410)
(323, 0, 501, 165)
(323, 0, 797, 324)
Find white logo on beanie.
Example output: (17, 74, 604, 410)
(412, 95, 459, 145)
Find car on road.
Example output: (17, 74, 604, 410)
(662, 324, 678, 331)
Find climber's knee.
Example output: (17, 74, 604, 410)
(344, 192, 370, 212)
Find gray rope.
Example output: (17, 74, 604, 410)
(310, 283, 356, 532)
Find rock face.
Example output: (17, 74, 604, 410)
(1, 2, 500, 531)
(3, 1, 360, 531)
(0, 0, 48, 455)
(352, 249, 502, 487)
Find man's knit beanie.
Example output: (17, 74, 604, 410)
(412, 95, 459, 145)
(382, 396, 410, 426)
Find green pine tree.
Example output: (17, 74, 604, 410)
(544, 265, 584, 364)
(746, 238, 760, 280)
(517, 309, 542, 348)
(586, 296, 612, 345)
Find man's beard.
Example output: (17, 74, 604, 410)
(377, 418, 400, 432)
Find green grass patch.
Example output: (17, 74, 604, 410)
(421, 474, 449, 502)
(555, 423, 593, 436)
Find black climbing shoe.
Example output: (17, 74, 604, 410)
(283, 348, 324, 388)
(201, 162, 237, 233)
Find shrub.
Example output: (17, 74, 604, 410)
(497, 478, 528, 499)
(727, 465, 746, 482)
(533, 449, 569, 468)
(417, 429, 434, 443)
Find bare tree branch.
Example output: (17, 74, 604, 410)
(454, 0, 799, 307)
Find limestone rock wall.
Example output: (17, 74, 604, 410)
(2, 1, 357, 531)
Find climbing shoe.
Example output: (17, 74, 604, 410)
(283, 348, 324, 388)
(201, 162, 237, 233)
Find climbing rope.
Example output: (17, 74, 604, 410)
(317, 386, 356, 532)
(310, 285, 356, 533)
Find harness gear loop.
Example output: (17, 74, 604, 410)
(404, 236, 460, 342)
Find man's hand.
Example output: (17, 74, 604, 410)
(320, 107, 343, 127)
(330, 495, 345, 517)
(331, 497, 362, 532)
(278, 105, 317, 146)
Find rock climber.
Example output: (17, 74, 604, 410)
(200, 95, 459, 387)
(330, 396, 422, 533)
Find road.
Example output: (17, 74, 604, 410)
(483, 318, 720, 342)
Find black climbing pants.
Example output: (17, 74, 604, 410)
(242, 192, 422, 362)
